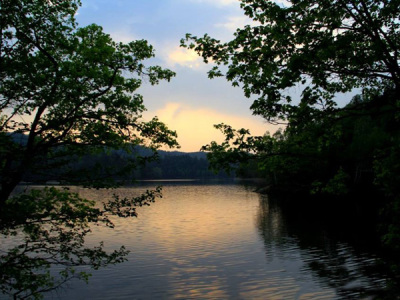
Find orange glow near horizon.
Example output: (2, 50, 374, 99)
(145, 102, 281, 152)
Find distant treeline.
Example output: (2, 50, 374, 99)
(138, 152, 232, 180)
(8, 136, 234, 183)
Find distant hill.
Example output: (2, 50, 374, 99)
(134, 149, 228, 180)
(5, 133, 231, 182)
(158, 150, 207, 159)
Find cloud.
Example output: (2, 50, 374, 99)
(165, 47, 204, 69)
(145, 102, 279, 152)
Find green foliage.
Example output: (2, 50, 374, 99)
(203, 91, 399, 194)
(311, 167, 350, 196)
(201, 123, 275, 174)
(182, 0, 400, 123)
(0, 0, 179, 202)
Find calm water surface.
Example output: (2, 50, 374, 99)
(35, 183, 386, 299)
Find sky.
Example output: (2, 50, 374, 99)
(76, 0, 282, 152)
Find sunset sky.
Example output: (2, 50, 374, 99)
(76, 0, 283, 152)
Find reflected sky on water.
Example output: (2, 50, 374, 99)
(7, 182, 386, 299)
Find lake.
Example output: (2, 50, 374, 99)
(5, 181, 389, 299)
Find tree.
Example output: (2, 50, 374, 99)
(182, 0, 400, 124)
(0, 0, 178, 298)
(0, 0, 178, 204)
(181, 0, 400, 181)
(182, 0, 400, 258)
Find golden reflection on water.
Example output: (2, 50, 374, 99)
(74, 185, 259, 248)
(11, 183, 383, 299)
(60, 184, 339, 299)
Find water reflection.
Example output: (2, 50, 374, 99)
(256, 194, 387, 299)
(3, 183, 389, 299)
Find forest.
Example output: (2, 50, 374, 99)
(10, 135, 233, 182)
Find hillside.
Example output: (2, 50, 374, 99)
(5, 132, 232, 183)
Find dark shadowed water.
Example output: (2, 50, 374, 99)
(5, 182, 389, 299)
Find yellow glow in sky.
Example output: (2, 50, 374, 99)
(147, 102, 280, 152)
(168, 47, 203, 69)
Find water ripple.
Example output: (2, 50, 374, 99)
(3, 183, 387, 300)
